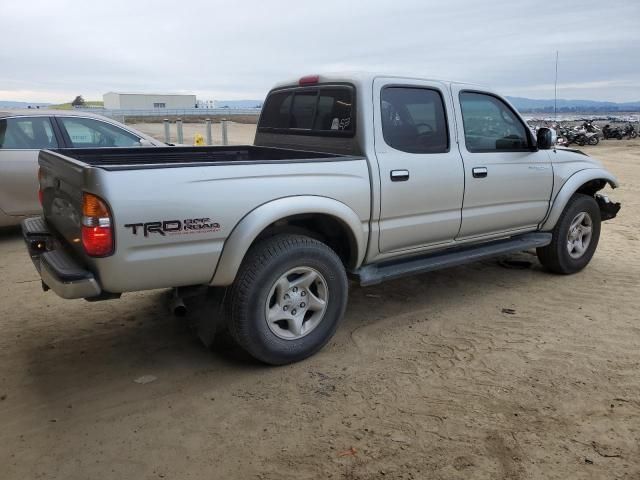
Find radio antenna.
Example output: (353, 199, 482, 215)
(554, 51, 559, 121)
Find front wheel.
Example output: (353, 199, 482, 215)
(588, 135, 599, 145)
(537, 194, 601, 274)
(228, 234, 348, 365)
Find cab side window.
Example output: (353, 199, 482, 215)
(0, 117, 58, 149)
(459, 92, 529, 152)
(58, 117, 141, 148)
(380, 87, 449, 154)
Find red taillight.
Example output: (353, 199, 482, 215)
(299, 75, 319, 86)
(81, 192, 114, 257)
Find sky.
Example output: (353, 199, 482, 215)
(1, 0, 639, 103)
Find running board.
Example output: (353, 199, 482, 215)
(354, 233, 552, 286)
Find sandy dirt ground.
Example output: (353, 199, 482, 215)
(1, 141, 639, 480)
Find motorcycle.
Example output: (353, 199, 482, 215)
(623, 123, 637, 139)
(557, 125, 588, 146)
(602, 124, 624, 140)
(580, 121, 601, 145)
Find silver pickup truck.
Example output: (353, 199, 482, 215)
(22, 73, 621, 364)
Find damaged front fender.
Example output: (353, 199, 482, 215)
(596, 193, 621, 221)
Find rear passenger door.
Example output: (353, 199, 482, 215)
(0, 116, 59, 215)
(374, 78, 465, 252)
(451, 87, 553, 239)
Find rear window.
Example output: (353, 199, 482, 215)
(258, 86, 354, 136)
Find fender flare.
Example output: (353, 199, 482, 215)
(210, 196, 368, 286)
(540, 168, 619, 231)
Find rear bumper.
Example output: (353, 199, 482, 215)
(22, 217, 102, 299)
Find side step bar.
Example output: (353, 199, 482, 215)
(354, 232, 552, 286)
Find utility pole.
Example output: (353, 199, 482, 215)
(554, 51, 559, 122)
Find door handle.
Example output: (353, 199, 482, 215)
(390, 169, 410, 182)
(472, 167, 488, 178)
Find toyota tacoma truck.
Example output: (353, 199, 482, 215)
(22, 73, 621, 365)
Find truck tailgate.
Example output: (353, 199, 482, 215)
(39, 150, 87, 259)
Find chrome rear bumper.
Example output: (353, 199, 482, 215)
(21, 217, 102, 299)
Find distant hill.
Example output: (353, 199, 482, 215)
(3, 97, 639, 114)
(0, 101, 51, 109)
(506, 97, 640, 113)
(214, 100, 263, 109)
(213, 97, 640, 113)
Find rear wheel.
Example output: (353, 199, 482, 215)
(228, 234, 348, 365)
(537, 194, 601, 274)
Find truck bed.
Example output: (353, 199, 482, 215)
(36, 142, 371, 294)
(45, 145, 350, 171)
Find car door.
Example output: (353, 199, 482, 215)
(0, 116, 59, 216)
(55, 116, 143, 148)
(374, 78, 465, 253)
(451, 87, 553, 239)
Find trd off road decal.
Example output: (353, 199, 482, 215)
(125, 218, 220, 237)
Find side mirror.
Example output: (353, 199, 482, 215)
(536, 127, 556, 150)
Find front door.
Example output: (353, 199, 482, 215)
(451, 87, 553, 239)
(374, 78, 465, 253)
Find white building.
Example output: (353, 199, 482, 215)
(103, 92, 197, 110)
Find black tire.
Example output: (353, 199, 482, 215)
(588, 135, 599, 145)
(537, 194, 601, 274)
(228, 234, 348, 365)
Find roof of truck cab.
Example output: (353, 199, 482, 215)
(269, 72, 487, 91)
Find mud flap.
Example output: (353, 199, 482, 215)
(185, 287, 228, 348)
(596, 194, 621, 221)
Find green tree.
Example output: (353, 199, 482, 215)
(71, 95, 85, 107)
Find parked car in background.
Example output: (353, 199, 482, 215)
(0, 110, 166, 227)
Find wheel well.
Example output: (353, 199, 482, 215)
(252, 214, 358, 269)
(575, 179, 607, 197)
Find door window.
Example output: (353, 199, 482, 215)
(0, 117, 58, 149)
(459, 92, 529, 152)
(380, 87, 449, 154)
(58, 117, 141, 147)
